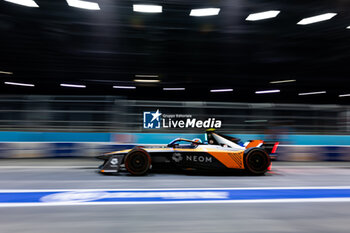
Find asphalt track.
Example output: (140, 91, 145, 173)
(1, 159, 350, 233)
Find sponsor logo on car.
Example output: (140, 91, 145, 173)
(186, 155, 212, 163)
(110, 158, 119, 165)
(172, 153, 183, 162)
(172, 153, 212, 163)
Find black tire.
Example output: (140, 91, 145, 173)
(124, 149, 151, 176)
(244, 148, 270, 175)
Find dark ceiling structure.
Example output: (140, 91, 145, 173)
(0, 0, 350, 103)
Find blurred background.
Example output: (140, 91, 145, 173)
(0, 0, 350, 103)
(1, 1, 350, 233)
(0, 95, 347, 160)
(0, 0, 349, 161)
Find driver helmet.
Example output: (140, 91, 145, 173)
(192, 138, 202, 144)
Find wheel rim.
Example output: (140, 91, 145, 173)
(130, 153, 146, 171)
(247, 151, 268, 172)
(126, 151, 150, 174)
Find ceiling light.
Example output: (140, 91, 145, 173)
(66, 0, 100, 10)
(339, 94, 350, 97)
(298, 91, 326, 96)
(297, 13, 337, 25)
(113, 86, 136, 89)
(190, 8, 220, 17)
(135, 74, 159, 78)
(347, 26, 350, 29)
(255, 89, 280, 94)
(0, 71, 13, 75)
(60, 83, 86, 88)
(4, 0, 38, 7)
(245, 120, 268, 123)
(134, 79, 160, 83)
(246, 10, 280, 21)
(133, 4, 162, 13)
(4, 81, 34, 87)
(163, 88, 185, 91)
(270, 79, 296, 84)
(210, 89, 233, 92)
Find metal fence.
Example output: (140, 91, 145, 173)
(0, 95, 348, 134)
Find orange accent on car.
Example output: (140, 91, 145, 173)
(245, 140, 264, 148)
(207, 151, 245, 169)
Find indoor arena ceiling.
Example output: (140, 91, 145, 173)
(0, 0, 350, 103)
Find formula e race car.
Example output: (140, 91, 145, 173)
(97, 130, 279, 176)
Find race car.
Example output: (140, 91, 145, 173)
(97, 130, 279, 176)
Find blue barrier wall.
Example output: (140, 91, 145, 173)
(0, 132, 348, 160)
(0, 132, 111, 142)
(0, 132, 349, 145)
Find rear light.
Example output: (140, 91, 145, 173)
(271, 142, 279, 154)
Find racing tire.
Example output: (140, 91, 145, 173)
(124, 149, 151, 176)
(244, 148, 270, 175)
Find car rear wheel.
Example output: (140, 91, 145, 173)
(244, 148, 270, 175)
(124, 149, 151, 176)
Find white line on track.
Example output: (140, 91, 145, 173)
(2, 198, 350, 208)
(1, 186, 350, 192)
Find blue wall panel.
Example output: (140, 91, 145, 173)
(0, 131, 348, 146)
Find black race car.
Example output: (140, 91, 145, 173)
(97, 130, 278, 176)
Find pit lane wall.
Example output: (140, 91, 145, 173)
(0, 132, 349, 161)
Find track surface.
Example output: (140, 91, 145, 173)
(1, 159, 350, 233)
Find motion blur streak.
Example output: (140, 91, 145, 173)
(1, 187, 350, 207)
(4, 82, 34, 87)
(0, 159, 350, 233)
(134, 75, 159, 78)
(4, 0, 38, 7)
(190, 8, 220, 17)
(133, 4, 162, 13)
(0, 96, 346, 134)
(246, 10, 280, 21)
(210, 89, 233, 92)
(270, 80, 296, 84)
(134, 79, 161, 83)
(60, 84, 86, 88)
(298, 91, 326, 96)
(255, 90, 280, 94)
(297, 13, 337, 25)
(66, 0, 100, 10)
(113, 86, 136, 89)
(163, 88, 185, 91)
(0, 71, 13, 75)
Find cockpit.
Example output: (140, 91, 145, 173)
(167, 138, 203, 149)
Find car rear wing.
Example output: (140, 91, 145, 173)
(261, 141, 279, 154)
(205, 130, 279, 157)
